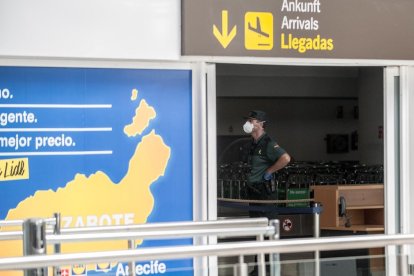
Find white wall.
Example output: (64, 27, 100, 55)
(0, 0, 180, 60)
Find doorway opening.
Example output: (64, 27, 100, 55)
(215, 64, 385, 276)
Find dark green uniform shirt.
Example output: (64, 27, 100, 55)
(247, 133, 286, 184)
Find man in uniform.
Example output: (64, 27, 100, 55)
(242, 110, 291, 276)
(243, 110, 291, 206)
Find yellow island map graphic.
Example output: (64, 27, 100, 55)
(0, 89, 171, 275)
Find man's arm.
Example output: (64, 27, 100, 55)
(265, 153, 291, 175)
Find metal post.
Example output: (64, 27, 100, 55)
(233, 255, 248, 276)
(313, 203, 321, 238)
(313, 202, 321, 276)
(23, 218, 47, 276)
(269, 219, 280, 276)
(257, 234, 266, 276)
(53, 213, 61, 276)
(128, 240, 136, 275)
(398, 254, 409, 276)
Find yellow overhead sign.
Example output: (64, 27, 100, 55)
(245, 12, 273, 50)
(213, 10, 237, 49)
(212, 10, 273, 50)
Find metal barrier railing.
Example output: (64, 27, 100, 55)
(0, 216, 278, 276)
(0, 217, 272, 241)
(0, 218, 56, 227)
(0, 233, 414, 274)
(47, 226, 276, 243)
(61, 217, 271, 233)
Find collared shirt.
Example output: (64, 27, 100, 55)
(247, 133, 286, 184)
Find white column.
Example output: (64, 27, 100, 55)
(400, 66, 414, 266)
(384, 66, 400, 276)
(192, 62, 210, 276)
(206, 62, 218, 276)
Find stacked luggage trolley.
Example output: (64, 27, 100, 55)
(217, 161, 384, 238)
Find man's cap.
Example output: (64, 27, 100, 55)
(244, 110, 267, 122)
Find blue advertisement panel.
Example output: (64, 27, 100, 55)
(0, 67, 193, 276)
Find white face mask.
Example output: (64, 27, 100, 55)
(243, 121, 254, 134)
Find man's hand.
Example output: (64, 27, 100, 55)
(263, 171, 273, 181)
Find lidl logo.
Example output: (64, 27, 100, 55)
(72, 264, 87, 276)
(245, 12, 273, 50)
